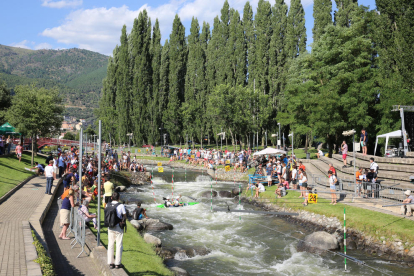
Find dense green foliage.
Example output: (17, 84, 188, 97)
(0, 45, 108, 120)
(98, 0, 412, 152)
(98, 0, 307, 146)
(32, 230, 55, 276)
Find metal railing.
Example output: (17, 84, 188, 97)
(66, 206, 89, 258)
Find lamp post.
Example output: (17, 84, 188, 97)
(97, 120, 102, 246)
(288, 132, 294, 156)
(93, 134, 97, 154)
(271, 134, 277, 147)
(278, 123, 281, 149)
(343, 129, 356, 196)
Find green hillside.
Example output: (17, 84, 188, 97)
(0, 44, 108, 120)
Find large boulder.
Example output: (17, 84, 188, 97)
(218, 191, 233, 198)
(130, 219, 144, 230)
(144, 233, 162, 247)
(159, 248, 175, 260)
(146, 220, 174, 231)
(297, 231, 338, 253)
(232, 188, 241, 196)
(129, 218, 173, 231)
(170, 267, 189, 276)
(200, 190, 217, 198)
(115, 185, 126, 192)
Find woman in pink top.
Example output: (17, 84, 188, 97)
(15, 143, 23, 162)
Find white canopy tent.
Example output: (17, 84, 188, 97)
(374, 130, 402, 156)
(253, 147, 287, 156)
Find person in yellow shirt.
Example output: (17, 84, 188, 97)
(104, 176, 114, 207)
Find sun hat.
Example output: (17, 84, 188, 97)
(404, 190, 411, 196)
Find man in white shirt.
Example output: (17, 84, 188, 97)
(369, 158, 378, 174)
(44, 160, 56, 195)
(107, 192, 126, 269)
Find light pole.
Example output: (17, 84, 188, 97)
(126, 133, 133, 152)
(278, 123, 281, 149)
(97, 120, 102, 246)
(271, 134, 277, 147)
(93, 134, 97, 154)
(343, 129, 356, 195)
(265, 130, 267, 147)
(288, 132, 294, 156)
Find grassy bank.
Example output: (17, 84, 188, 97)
(0, 153, 46, 198)
(88, 202, 172, 276)
(247, 186, 414, 247)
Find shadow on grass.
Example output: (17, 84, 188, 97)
(125, 270, 169, 276)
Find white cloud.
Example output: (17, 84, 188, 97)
(34, 43, 53, 50)
(9, 40, 53, 50)
(41, 0, 314, 55)
(42, 0, 82, 9)
(10, 40, 32, 49)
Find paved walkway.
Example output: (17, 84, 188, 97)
(0, 176, 51, 276)
(0, 175, 101, 276)
(42, 183, 101, 276)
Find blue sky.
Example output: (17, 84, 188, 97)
(0, 0, 377, 56)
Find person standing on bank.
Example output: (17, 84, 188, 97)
(360, 129, 368, 156)
(104, 176, 114, 208)
(341, 141, 348, 168)
(44, 160, 56, 195)
(107, 192, 126, 269)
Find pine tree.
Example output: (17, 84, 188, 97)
(114, 25, 131, 144)
(313, 0, 332, 41)
(164, 15, 186, 144)
(285, 0, 307, 59)
(148, 19, 162, 144)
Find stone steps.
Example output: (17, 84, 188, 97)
(320, 156, 413, 182)
(332, 154, 414, 173)
(354, 152, 414, 165)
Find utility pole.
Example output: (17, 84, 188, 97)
(97, 120, 102, 246)
(278, 123, 281, 149)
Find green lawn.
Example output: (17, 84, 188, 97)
(247, 186, 414, 247)
(88, 202, 172, 276)
(0, 153, 46, 198)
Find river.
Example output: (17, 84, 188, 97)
(122, 166, 412, 276)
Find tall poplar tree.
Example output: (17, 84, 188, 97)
(114, 25, 131, 144)
(269, 0, 288, 112)
(313, 0, 332, 41)
(164, 15, 186, 144)
(131, 11, 152, 145)
(98, 47, 118, 142)
(216, 1, 231, 85)
(226, 10, 246, 86)
(285, 0, 307, 59)
(334, 0, 358, 27)
(159, 39, 170, 138)
(148, 19, 162, 144)
(199, 22, 210, 147)
(243, 2, 255, 87)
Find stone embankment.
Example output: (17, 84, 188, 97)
(244, 197, 414, 267)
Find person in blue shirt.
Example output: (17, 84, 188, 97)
(30, 162, 44, 176)
(266, 163, 273, 187)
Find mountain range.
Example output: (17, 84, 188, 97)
(0, 44, 108, 121)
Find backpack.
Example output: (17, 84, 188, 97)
(104, 202, 121, 227)
(132, 208, 143, 220)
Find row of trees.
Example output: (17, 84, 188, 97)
(98, 0, 413, 152)
(98, 0, 306, 146)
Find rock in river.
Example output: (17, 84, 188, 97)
(232, 187, 241, 196)
(200, 190, 217, 198)
(218, 191, 234, 198)
(115, 185, 126, 192)
(130, 218, 173, 231)
(297, 231, 338, 253)
(170, 267, 189, 276)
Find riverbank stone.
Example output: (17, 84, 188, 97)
(144, 233, 162, 247)
(297, 231, 338, 253)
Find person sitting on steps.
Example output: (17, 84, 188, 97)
(401, 190, 414, 216)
